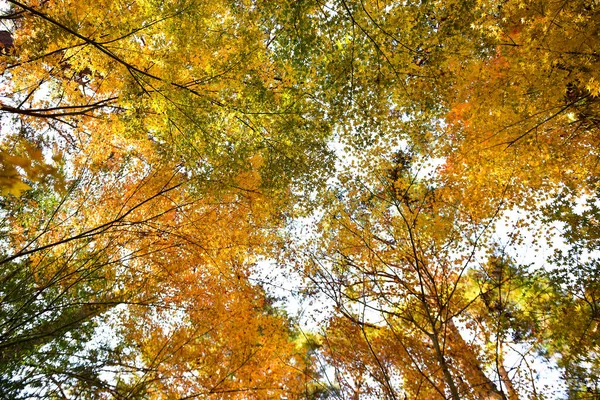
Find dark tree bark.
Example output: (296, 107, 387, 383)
(0, 31, 14, 55)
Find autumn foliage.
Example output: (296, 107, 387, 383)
(0, 0, 599, 398)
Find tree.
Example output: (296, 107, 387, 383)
(293, 152, 518, 399)
(0, 129, 319, 397)
(0, 0, 333, 198)
(0, 0, 336, 396)
(278, 1, 600, 395)
(2, 0, 600, 398)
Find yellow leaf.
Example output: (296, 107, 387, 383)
(1, 180, 31, 197)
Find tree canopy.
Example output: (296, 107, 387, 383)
(0, 0, 599, 398)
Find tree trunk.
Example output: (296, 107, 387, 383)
(499, 360, 519, 400)
(446, 320, 506, 400)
